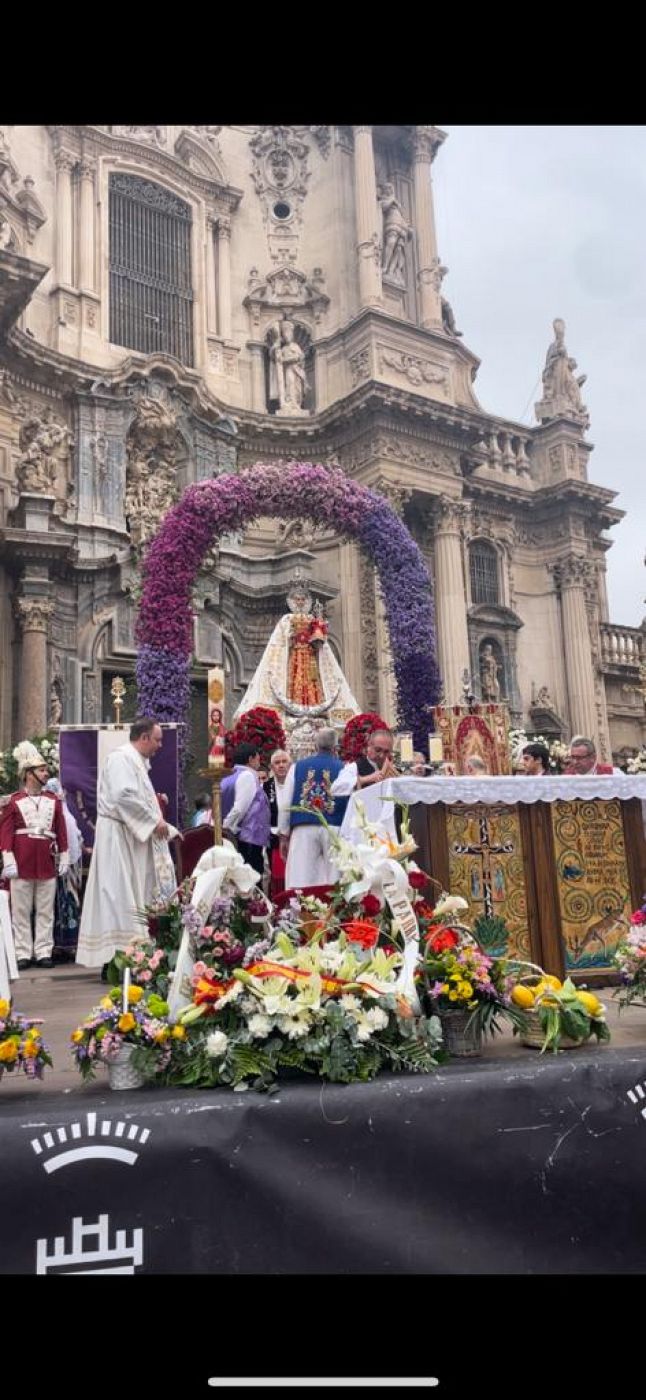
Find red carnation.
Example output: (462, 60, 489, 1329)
(408, 870, 427, 891)
(425, 926, 460, 954)
(631, 910, 646, 925)
(342, 919, 380, 949)
(361, 893, 382, 917)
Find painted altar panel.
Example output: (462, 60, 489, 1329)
(550, 799, 630, 972)
(446, 803, 530, 961)
(432, 704, 511, 775)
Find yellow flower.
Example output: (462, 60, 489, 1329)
(459, 981, 473, 999)
(118, 1012, 136, 1034)
(154, 1027, 170, 1043)
(0, 998, 10, 1019)
(71, 1028, 85, 1044)
(127, 985, 144, 1004)
(171, 1024, 186, 1039)
(440, 983, 449, 994)
(0, 1039, 18, 1062)
(100, 996, 113, 1011)
(26, 1027, 41, 1041)
(22, 1038, 38, 1058)
(448, 990, 459, 1002)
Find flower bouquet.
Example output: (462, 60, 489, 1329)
(0, 997, 52, 1080)
(164, 926, 443, 1091)
(510, 973, 610, 1053)
(341, 711, 389, 761)
(70, 984, 185, 1085)
(225, 704, 287, 769)
(613, 900, 646, 1008)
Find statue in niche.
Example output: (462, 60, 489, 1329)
(90, 433, 109, 508)
(49, 654, 64, 726)
(480, 643, 502, 701)
(268, 318, 308, 415)
(538, 318, 589, 428)
(16, 406, 73, 495)
(378, 182, 411, 284)
(0, 214, 15, 250)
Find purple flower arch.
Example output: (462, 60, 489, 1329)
(136, 462, 440, 749)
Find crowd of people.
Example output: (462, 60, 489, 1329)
(0, 720, 620, 981)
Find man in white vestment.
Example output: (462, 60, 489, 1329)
(76, 718, 178, 972)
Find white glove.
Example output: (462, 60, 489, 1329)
(2, 854, 18, 880)
(58, 852, 70, 877)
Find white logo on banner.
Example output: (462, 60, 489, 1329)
(36, 1213, 143, 1275)
(30, 1110, 151, 1172)
(626, 1081, 646, 1118)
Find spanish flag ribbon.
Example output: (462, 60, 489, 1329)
(193, 976, 236, 1006)
(245, 960, 382, 998)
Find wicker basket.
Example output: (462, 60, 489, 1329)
(107, 1043, 146, 1091)
(519, 1008, 584, 1051)
(440, 1008, 483, 1057)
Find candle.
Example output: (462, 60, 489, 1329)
(399, 733, 414, 764)
(428, 735, 443, 764)
(122, 967, 131, 1015)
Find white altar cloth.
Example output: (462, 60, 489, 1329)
(0, 889, 18, 1003)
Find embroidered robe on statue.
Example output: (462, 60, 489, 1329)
(76, 743, 178, 968)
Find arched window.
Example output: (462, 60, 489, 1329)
(469, 540, 499, 606)
(109, 174, 193, 364)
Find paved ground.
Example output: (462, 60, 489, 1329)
(3, 961, 646, 1104)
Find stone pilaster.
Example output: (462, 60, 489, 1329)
(78, 159, 96, 293)
(217, 215, 232, 340)
(551, 554, 599, 742)
(433, 496, 471, 706)
(353, 126, 381, 308)
(412, 126, 445, 330)
(54, 150, 74, 288)
(205, 216, 218, 336)
(15, 598, 53, 736)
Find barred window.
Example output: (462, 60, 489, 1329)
(109, 174, 193, 364)
(469, 541, 499, 605)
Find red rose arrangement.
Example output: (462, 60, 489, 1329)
(225, 705, 287, 769)
(341, 711, 389, 761)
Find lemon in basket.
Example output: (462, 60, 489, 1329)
(575, 990, 604, 1018)
(511, 985, 535, 1008)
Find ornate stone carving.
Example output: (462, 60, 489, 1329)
(83, 671, 100, 722)
(15, 598, 54, 634)
(15, 175, 46, 243)
(435, 495, 469, 533)
(16, 407, 73, 495)
(125, 397, 182, 549)
(349, 349, 370, 386)
(250, 126, 311, 227)
(0, 213, 17, 250)
(378, 347, 448, 390)
(480, 641, 502, 700)
(413, 125, 446, 164)
(0, 128, 19, 191)
(378, 183, 411, 285)
(308, 126, 331, 158)
(550, 553, 595, 589)
(0, 369, 24, 411)
(111, 125, 167, 146)
(267, 318, 309, 415)
(90, 433, 109, 509)
(535, 318, 590, 430)
(1, 132, 46, 246)
(372, 477, 413, 516)
(244, 263, 329, 326)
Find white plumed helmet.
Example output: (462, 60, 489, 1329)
(12, 740, 47, 776)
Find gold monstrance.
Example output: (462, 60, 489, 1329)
(111, 675, 126, 728)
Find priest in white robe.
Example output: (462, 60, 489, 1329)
(76, 718, 178, 969)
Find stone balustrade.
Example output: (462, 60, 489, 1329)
(600, 623, 644, 668)
(480, 429, 532, 478)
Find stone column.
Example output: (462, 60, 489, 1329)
(433, 497, 471, 706)
(78, 159, 96, 292)
(15, 599, 53, 737)
(353, 125, 381, 307)
(553, 555, 599, 741)
(205, 216, 217, 336)
(54, 151, 74, 288)
(412, 126, 444, 329)
(217, 215, 232, 340)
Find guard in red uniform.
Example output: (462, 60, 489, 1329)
(0, 742, 69, 970)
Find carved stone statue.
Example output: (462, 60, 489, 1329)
(268, 318, 308, 415)
(441, 296, 462, 337)
(49, 654, 64, 726)
(113, 125, 166, 146)
(125, 397, 180, 549)
(0, 215, 14, 250)
(16, 407, 73, 495)
(536, 318, 590, 429)
(378, 182, 411, 284)
(480, 643, 502, 701)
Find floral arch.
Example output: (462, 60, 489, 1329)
(136, 462, 440, 747)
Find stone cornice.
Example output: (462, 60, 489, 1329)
(47, 125, 243, 213)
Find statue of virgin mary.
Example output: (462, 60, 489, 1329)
(233, 578, 360, 729)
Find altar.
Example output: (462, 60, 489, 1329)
(341, 773, 646, 982)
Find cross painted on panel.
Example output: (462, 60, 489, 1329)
(452, 811, 513, 918)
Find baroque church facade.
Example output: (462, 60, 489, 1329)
(0, 123, 644, 764)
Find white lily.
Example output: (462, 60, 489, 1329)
(434, 893, 469, 917)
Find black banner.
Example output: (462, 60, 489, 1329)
(2, 1047, 646, 1278)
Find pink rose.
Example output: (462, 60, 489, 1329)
(138, 970, 152, 983)
(193, 961, 207, 977)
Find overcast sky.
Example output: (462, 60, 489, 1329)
(432, 124, 645, 627)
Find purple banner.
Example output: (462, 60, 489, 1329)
(59, 727, 180, 852)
